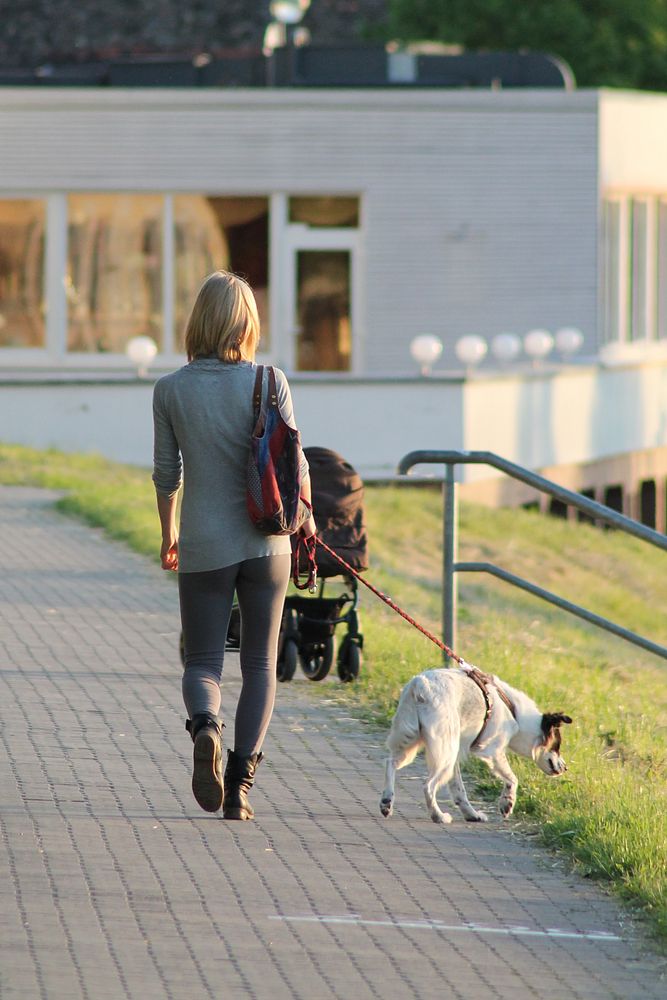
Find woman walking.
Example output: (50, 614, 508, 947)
(152, 271, 315, 819)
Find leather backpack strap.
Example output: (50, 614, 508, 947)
(267, 365, 279, 412)
(252, 365, 264, 423)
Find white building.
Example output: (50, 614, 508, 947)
(0, 86, 666, 525)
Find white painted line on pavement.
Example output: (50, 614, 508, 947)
(269, 914, 622, 942)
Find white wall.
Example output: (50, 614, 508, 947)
(0, 376, 464, 477)
(1, 360, 665, 482)
(461, 359, 667, 483)
(599, 90, 667, 191)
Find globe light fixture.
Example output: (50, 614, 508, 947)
(126, 335, 158, 378)
(455, 334, 488, 372)
(270, 0, 311, 24)
(555, 326, 584, 358)
(523, 328, 554, 365)
(410, 334, 443, 375)
(490, 332, 521, 363)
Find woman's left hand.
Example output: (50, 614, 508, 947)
(160, 538, 179, 572)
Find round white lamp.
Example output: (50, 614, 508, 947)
(126, 335, 158, 378)
(555, 326, 584, 358)
(270, 0, 310, 23)
(490, 332, 521, 364)
(523, 328, 554, 365)
(455, 335, 488, 372)
(410, 334, 443, 375)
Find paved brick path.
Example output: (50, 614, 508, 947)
(0, 486, 665, 1000)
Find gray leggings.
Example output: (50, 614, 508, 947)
(179, 554, 291, 756)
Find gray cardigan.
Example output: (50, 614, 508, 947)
(152, 359, 307, 573)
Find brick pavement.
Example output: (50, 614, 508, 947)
(0, 485, 665, 1000)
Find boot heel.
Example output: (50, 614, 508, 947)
(222, 803, 250, 821)
(223, 750, 263, 821)
(187, 714, 224, 813)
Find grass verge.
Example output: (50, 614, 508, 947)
(2, 442, 667, 942)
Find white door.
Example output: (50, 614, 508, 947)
(282, 227, 361, 372)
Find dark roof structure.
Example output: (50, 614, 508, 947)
(0, 0, 387, 68)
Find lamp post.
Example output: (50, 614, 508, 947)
(523, 328, 554, 367)
(490, 332, 522, 364)
(454, 334, 488, 375)
(126, 336, 158, 378)
(266, 0, 312, 84)
(410, 334, 443, 375)
(555, 326, 584, 359)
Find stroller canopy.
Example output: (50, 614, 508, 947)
(304, 447, 369, 577)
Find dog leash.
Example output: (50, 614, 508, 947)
(293, 534, 464, 664)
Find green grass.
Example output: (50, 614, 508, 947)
(2, 442, 667, 942)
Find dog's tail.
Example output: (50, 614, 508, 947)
(411, 674, 433, 706)
(386, 674, 434, 762)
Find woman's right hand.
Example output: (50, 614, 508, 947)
(300, 514, 317, 540)
(160, 537, 179, 572)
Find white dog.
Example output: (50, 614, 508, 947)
(380, 663, 571, 824)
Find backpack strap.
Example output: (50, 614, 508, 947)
(252, 365, 264, 424)
(267, 365, 279, 411)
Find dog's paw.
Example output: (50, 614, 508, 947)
(430, 810, 453, 825)
(380, 798, 393, 818)
(466, 810, 489, 823)
(499, 799, 515, 819)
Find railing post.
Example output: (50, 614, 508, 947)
(443, 464, 458, 657)
(398, 449, 667, 665)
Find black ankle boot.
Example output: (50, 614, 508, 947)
(222, 750, 263, 821)
(185, 713, 224, 813)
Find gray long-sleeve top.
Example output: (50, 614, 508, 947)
(152, 358, 308, 573)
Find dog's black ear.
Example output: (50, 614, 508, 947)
(543, 712, 572, 729)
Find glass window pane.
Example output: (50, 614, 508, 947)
(67, 194, 163, 353)
(289, 196, 359, 228)
(658, 200, 667, 340)
(0, 199, 45, 348)
(173, 196, 270, 351)
(630, 198, 649, 340)
(602, 199, 621, 344)
(296, 250, 351, 371)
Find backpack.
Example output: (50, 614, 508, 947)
(246, 366, 311, 536)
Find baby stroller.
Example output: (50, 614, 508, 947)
(276, 447, 369, 684)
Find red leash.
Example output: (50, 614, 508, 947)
(292, 534, 463, 665)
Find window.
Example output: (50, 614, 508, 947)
(296, 250, 351, 371)
(67, 194, 163, 353)
(289, 196, 359, 228)
(602, 199, 623, 344)
(603, 193, 667, 346)
(658, 200, 667, 340)
(629, 199, 650, 340)
(0, 199, 45, 348)
(173, 196, 269, 351)
(640, 479, 656, 528)
(0, 190, 362, 368)
(603, 484, 624, 515)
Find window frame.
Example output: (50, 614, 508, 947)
(0, 191, 51, 363)
(602, 192, 665, 348)
(276, 192, 364, 373)
(0, 189, 365, 373)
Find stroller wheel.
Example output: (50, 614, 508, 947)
(300, 636, 336, 682)
(277, 638, 298, 683)
(337, 637, 362, 682)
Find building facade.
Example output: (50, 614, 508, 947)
(0, 85, 666, 525)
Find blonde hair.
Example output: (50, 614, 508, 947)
(184, 270, 260, 362)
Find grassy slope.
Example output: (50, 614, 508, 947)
(1, 443, 666, 941)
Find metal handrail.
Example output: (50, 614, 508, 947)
(397, 449, 667, 662)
